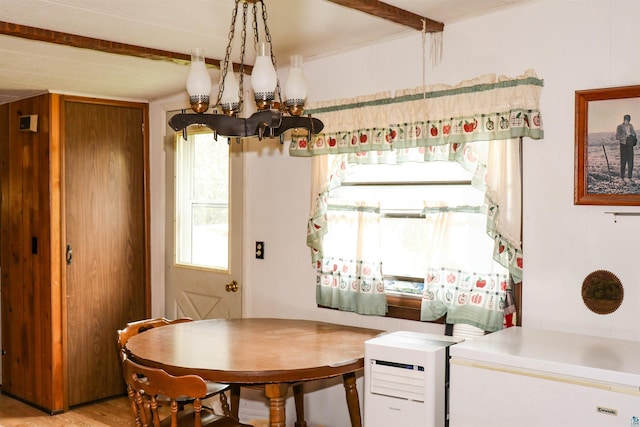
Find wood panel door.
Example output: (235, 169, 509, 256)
(63, 98, 148, 406)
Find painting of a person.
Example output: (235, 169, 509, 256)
(615, 114, 636, 179)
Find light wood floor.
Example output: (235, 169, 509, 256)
(0, 392, 135, 426)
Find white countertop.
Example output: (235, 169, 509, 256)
(449, 327, 640, 388)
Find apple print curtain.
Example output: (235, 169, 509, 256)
(419, 201, 511, 332)
(314, 200, 388, 315)
(297, 71, 543, 330)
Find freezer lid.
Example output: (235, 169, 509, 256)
(449, 327, 640, 388)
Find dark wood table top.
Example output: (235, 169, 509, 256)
(124, 318, 383, 384)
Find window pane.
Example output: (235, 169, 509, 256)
(380, 217, 428, 277)
(175, 131, 229, 270)
(335, 184, 484, 210)
(342, 161, 473, 183)
(191, 204, 229, 268)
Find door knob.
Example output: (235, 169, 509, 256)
(225, 280, 239, 292)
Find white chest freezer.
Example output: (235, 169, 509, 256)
(364, 331, 462, 427)
(449, 327, 640, 427)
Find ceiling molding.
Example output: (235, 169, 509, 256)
(324, 0, 444, 32)
(0, 21, 254, 72)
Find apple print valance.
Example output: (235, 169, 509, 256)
(289, 70, 544, 157)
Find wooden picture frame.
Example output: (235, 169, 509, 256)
(575, 85, 640, 205)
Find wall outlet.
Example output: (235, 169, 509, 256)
(255, 241, 264, 259)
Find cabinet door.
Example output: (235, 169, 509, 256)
(64, 99, 148, 406)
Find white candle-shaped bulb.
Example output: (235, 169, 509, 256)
(284, 54, 307, 115)
(186, 48, 212, 113)
(220, 68, 240, 109)
(251, 42, 278, 108)
(284, 55, 307, 104)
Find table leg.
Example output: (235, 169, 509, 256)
(230, 384, 241, 421)
(342, 372, 362, 427)
(264, 383, 288, 427)
(293, 382, 307, 427)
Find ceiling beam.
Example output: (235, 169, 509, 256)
(324, 0, 444, 32)
(0, 21, 250, 72)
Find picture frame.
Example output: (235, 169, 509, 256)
(575, 85, 640, 205)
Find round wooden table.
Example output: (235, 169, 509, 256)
(124, 318, 382, 427)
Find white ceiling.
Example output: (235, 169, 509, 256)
(0, 0, 531, 105)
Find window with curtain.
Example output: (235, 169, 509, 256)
(291, 71, 543, 332)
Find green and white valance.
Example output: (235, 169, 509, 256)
(289, 70, 543, 156)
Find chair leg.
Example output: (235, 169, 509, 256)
(219, 391, 231, 418)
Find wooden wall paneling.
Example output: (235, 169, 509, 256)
(32, 94, 55, 411)
(9, 98, 34, 402)
(49, 94, 65, 412)
(0, 94, 56, 411)
(0, 101, 21, 398)
(21, 99, 36, 404)
(0, 103, 9, 390)
(28, 94, 56, 412)
(29, 95, 48, 410)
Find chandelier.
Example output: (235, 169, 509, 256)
(169, 0, 324, 141)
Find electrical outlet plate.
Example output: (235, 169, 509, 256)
(255, 241, 264, 259)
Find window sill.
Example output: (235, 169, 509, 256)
(386, 293, 444, 323)
(318, 293, 445, 324)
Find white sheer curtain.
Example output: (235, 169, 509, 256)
(315, 199, 387, 315)
(485, 138, 523, 283)
(419, 140, 516, 332)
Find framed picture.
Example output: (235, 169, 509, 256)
(575, 85, 640, 205)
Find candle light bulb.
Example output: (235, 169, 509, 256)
(284, 55, 307, 116)
(186, 48, 212, 113)
(251, 42, 278, 110)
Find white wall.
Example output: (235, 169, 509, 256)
(242, 0, 640, 340)
(150, 0, 640, 424)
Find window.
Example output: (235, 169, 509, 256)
(175, 130, 230, 270)
(297, 72, 540, 330)
(324, 157, 509, 322)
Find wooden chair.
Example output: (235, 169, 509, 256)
(122, 353, 252, 427)
(118, 318, 231, 416)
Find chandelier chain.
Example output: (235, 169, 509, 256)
(251, 2, 259, 46)
(258, 1, 282, 107)
(238, 1, 249, 111)
(217, 0, 240, 108)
